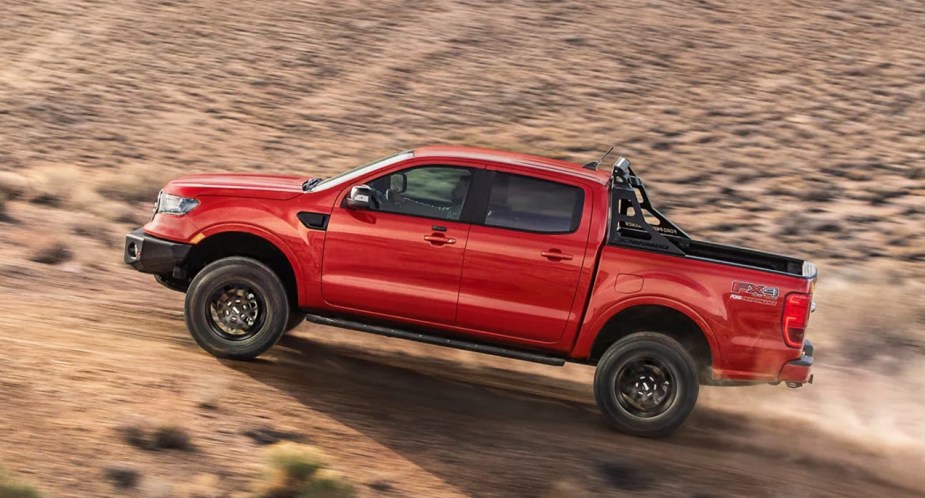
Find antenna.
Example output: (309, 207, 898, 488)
(583, 145, 615, 170)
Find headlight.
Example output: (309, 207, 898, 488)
(155, 191, 199, 215)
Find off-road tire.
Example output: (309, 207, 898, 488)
(184, 256, 289, 360)
(285, 311, 307, 333)
(593, 332, 699, 437)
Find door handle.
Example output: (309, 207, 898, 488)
(424, 234, 456, 245)
(541, 250, 573, 261)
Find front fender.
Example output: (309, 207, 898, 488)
(194, 220, 307, 306)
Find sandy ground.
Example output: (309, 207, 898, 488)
(1, 0, 925, 496)
(0, 255, 923, 498)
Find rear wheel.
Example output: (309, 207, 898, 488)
(593, 332, 699, 437)
(184, 257, 289, 360)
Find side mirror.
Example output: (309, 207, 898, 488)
(343, 185, 373, 210)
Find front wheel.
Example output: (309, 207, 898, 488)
(184, 257, 290, 360)
(285, 311, 307, 333)
(593, 332, 699, 437)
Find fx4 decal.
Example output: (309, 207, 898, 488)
(731, 281, 779, 300)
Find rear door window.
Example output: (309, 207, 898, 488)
(483, 172, 584, 233)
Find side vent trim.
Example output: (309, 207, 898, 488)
(297, 212, 330, 231)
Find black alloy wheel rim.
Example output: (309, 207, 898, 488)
(614, 354, 677, 418)
(207, 282, 266, 341)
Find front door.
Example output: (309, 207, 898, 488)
(322, 165, 476, 325)
(457, 171, 591, 342)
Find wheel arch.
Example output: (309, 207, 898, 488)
(185, 226, 303, 306)
(587, 301, 717, 381)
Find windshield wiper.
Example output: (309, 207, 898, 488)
(302, 178, 324, 191)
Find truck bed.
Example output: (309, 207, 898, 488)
(671, 237, 810, 277)
(606, 163, 813, 279)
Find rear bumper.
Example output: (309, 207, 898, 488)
(778, 340, 815, 384)
(123, 229, 192, 274)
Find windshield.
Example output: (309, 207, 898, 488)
(307, 150, 414, 192)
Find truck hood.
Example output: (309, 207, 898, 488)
(165, 173, 311, 200)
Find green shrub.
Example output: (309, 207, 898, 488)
(0, 467, 42, 498)
(295, 469, 354, 498)
(256, 443, 354, 498)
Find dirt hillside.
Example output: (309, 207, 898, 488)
(1, 1, 924, 496)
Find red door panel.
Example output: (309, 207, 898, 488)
(322, 208, 469, 325)
(456, 225, 589, 343)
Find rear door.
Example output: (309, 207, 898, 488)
(322, 165, 477, 325)
(457, 170, 592, 343)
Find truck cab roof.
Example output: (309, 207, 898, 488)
(413, 145, 612, 185)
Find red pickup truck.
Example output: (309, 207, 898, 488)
(124, 146, 816, 436)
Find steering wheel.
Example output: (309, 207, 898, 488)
(368, 187, 388, 210)
(385, 188, 406, 205)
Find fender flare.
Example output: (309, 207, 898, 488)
(579, 295, 722, 365)
(194, 222, 306, 305)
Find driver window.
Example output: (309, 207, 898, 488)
(367, 165, 474, 221)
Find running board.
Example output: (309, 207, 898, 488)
(304, 314, 566, 366)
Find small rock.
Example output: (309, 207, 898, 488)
(598, 461, 652, 491)
(243, 426, 305, 445)
(369, 480, 394, 492)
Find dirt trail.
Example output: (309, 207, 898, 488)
(0, 264, 922, 497)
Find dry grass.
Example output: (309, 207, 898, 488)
(0, 174, 25, 223)
(256, 442, 354, 498)
(0, 466, 41, 498)
(70, 219, 116, 247)
(95, 164, 171, 204)
(0, 0, 923, 271)
(48, 164, 166, 223)
(543, 479, 593, 498)
(26, 238, 72, 265)
(0, 172, 28, 200)
(18, 167, 79, 208)
(0, 166, 159, 226)
(173, 473, 222, 498)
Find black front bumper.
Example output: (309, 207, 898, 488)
(124, 229, 192, 275)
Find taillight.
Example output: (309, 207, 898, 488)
(781, 293, 811, 348)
